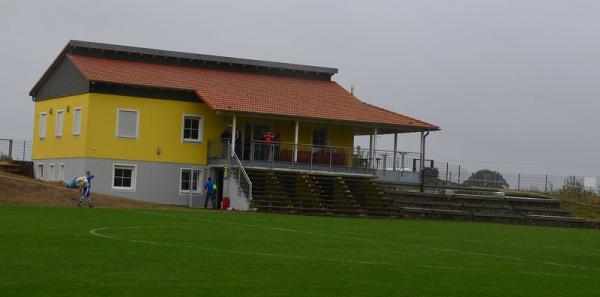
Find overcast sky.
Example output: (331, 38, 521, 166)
(1, 0, 599, 176)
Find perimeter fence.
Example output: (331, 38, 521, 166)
(0, 139, 32, 161)
(425, 161, 599, 199)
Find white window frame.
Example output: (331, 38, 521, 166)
(39, 112, 47, 139)
(111, 163, 137, 191)
(49, 164, 55, 181)
(179, 168, 204, 194)
(73, 107, 82, 136)
(115, 108, 140, 139)
(59, 163, 65, 181)
(181, 114, 203, 143)
(55, 110, 64, 138)
(37, 163, 44, 180)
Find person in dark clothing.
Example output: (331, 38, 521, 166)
(77, 171, 95, 208)
(204, 177, 217, 209)
(274, 132, 281, 161)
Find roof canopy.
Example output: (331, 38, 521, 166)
(30, 40, 439, 133)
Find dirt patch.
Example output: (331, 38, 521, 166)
(0, 171, 184, 210)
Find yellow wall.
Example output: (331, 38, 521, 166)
(32, 92, 354, 164)
(33, 93, 228, 164)
(235, 117, 354, 147)
(84, 93, 226, 164)
(32, 94, 90, 159)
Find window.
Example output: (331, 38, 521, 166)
(39, 112, 47, 139)
(182, 115, 203, 142)
(59, 164, 65, 181)
(180, 168, 203, 193)
(37, 164, 44, 180)
(112, 164, 136, 190)
(116, 109, 139, 138)
(73, 107, 82, 136)
(312, 127, 328, 146)
(55, 110, 64, 137)
(49, 164, 55, 181)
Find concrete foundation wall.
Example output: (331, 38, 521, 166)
(33, 157, 207, 206)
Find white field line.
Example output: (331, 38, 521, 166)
(323, 230, 600, 257)
(138, 211, 600, 271)
(89, 225, 593, 279)
(135, 211, 600, 272)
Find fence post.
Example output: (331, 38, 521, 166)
(445, 162, 449, 181)
(22, 141, 26, 160)
(8, 139, 13, 159)
(400, 153, 405, 176)
(457, 165, 461, 184)
(329, 147, 333, 171)
(347, 148, 351, 173)
(250, 141, 255, 167)
(517, 174, 521, 191)
(545, 175, 548, 193)
(270, 144, 274, 168)
(310, 147, 313, 170)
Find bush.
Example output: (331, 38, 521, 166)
(0, 153, 12, 161)
(559, 176, 599, 204)
(462, 169, 509, 189)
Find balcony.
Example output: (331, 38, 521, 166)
(208, 139, 430, 181)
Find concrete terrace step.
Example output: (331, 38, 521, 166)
(526, 214, 586, 223)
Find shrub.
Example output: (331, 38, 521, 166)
(462, 169, 509, 189)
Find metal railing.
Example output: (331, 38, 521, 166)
(208, 139, 428, 174)
(0, 139, 32, 161)
(225, 141, 252, 202)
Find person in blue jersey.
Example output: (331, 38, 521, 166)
(204, 177, 217, 209)
(78, 171, 95, 208)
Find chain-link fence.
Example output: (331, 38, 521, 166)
(429, 161, 599, 195)
(0, 139, 32, 161)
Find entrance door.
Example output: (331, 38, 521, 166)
(242, 122, 271, 160)
(215, 168, 224, 209)
(243, 123, 252, 160)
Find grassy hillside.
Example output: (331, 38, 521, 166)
(0, 170, 181, 210)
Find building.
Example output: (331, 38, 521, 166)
(29, 40, 439, 208)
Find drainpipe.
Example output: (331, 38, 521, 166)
(368, 133, 373, 168)
(231, 115, 237, 155)
(293, 120, 299, 163)
(392, 132, 398, 171)
(372, 128, 378, 169)
(419, 131, 429, 192)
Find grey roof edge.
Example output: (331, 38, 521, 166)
(68, 40, 339, 75)
(30, 43, 73, 96)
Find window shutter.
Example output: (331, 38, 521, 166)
(117, 110, 139, 138)
(39, 113, 47, 138)
(73, 108, 81, 136)
(56, 111, 64, 137)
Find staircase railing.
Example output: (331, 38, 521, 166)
(226, 142, 252, 202)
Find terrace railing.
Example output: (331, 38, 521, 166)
(208, 139, 431, 175)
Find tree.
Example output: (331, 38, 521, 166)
(560, 176, 585, 198)
(462, 169, 509, 189)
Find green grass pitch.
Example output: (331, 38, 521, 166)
(1, 204, 600, 297)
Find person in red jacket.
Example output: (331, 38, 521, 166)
(263, 129, 274, 161)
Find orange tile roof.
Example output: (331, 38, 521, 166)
(68, 54, 438, 130)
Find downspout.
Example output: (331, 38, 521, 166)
(420, 131, 430, 192)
